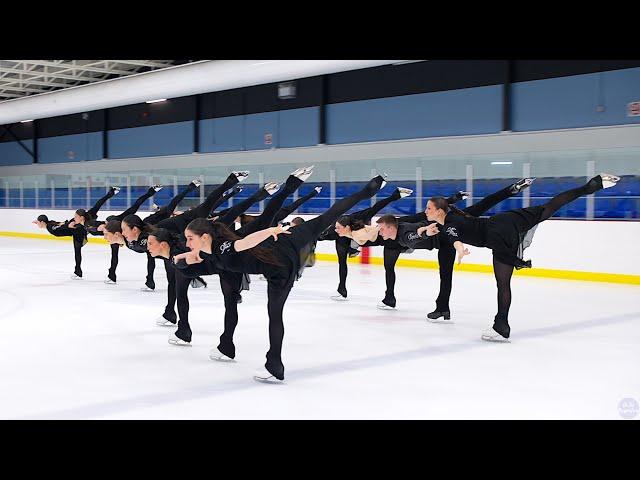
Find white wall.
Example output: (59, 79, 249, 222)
(3, 208, 639, 276)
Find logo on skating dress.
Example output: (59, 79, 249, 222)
(446, 227, 459, 238)
(219, 241, 232, 255)
(618, 397, 639, 419)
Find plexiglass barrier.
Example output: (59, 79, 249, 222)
(1, 146, 639, 220)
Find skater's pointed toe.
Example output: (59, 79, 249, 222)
(599, 172, 620, 189)
(233, 171, 250, 182)
(398, 187, 413, 198)
(264, 182, 280, 195)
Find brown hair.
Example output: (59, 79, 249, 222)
(337, 215, 366, 231)
(122, 214, 153, 234)
(105, 219, 122, 234)
(186, 218, 282, 267)
(239, 214, 257, 226)
(75, 209, 93, 222)
(148, 227, 181, 246)
(429, 196, 472, 218)
(376, 214, 398, 228)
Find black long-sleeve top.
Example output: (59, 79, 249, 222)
(439, 213, 530, 268)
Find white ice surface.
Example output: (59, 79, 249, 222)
(0, 237, 638, 420)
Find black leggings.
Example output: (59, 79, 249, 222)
(158, 173, 241, 235)
(334, 189, 403, 296)
(208, 186, 243, 218)
(87, 187, 118, 219)
(271, 187, 320, 226)
(211, 176, 385, 379)
(491, 176, 604, 337)
(72, 235, 84, 276)
(172, 175, 306, 343)
(104, 187, 171, 282)
(143, 182, 198, 225)
(250, 176, 385, 379)
(382, 184, 517, 310)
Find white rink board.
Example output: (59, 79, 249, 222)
(2, 208, 639, 275)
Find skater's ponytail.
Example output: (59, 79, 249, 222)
(148, 227, 180, 247)
(337, 215, 366, 231)
(239, 214, 256, 226)
(75, 209, 92, 223)
(429, 196, 473, 218)
(105, 219, 122, 234)
(122, 214, 153, 234)
(186, 218, 282, 267)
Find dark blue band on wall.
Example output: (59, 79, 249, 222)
(37, 110, 105, 138)
(199, 76, 323, 119)
(108, 96, 196, 130)
(0, 121, 35, 143)
(326, 61, 508, 104)
(512, 60, 640, 83)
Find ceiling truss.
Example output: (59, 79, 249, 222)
(0, 60, 196, 103)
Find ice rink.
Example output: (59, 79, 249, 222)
(0, 236, 638, 420)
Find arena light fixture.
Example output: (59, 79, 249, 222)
(145, 98, 167, 104)
(491, 161, 513, 165)
(20, 119, 33, 123)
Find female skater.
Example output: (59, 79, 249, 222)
(103, 173, 249, 289)
(318, 186, 413, 301)
(375, 178, 535, 316)
(33, 185, 131, 279)
(87, 184, 168, 285)
(422, 173, 620, 341)
(149, 166, 314, 344)
(173, 174, 387, 383)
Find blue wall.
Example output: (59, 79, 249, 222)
(278, 107, 319, 148)
(0, 140, 34, 166)
(511, 67, 640, 131)
(326, 85, 503, 144)
(199, 107, 319, 152)
(199, 116, 244, 152)
(108, 121, 194, 159)
(38, 132, 103, 164)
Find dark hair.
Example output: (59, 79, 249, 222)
(105, 219, 122, 234)
(105, 215, 117, 222)
(186, 218, 282, 267)
(75, 208, 92, 222)
(122, 214, 153, 234)
(37, 214, 49, 223)
(239, 214, 256, 226)
(376, 215, 398, 228)
(428, 196, 450, 213)
(148, 227, 180, 247)
(336, 215, 366, 231)
(291, 217, 305, 226)
(429, 196, 471, 218)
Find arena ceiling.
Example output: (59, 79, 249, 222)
(0, 60, 200, 102)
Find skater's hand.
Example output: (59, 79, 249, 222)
(424, 223, 440, 236)
(97, 224, 106, 232)
(68, 221, 76, 228)
(270, 224, 291, 241)
(173, 251, 202, 265)
(457, 247, 470, 264)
